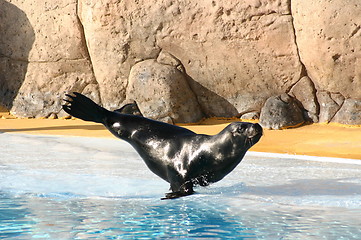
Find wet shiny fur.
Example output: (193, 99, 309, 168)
(63, 92, 263, 199)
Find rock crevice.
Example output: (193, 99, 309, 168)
(75, 0, 100, 103)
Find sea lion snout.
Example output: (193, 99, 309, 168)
(247, 123, 263, 138)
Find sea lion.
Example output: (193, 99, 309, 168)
(62, 92, 263, 199)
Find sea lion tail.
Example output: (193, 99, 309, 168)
(62, 92, 109, 124)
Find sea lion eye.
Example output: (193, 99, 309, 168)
(235, 125, 246, 134)
(239, 125, 247, 132)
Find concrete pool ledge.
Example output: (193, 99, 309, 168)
(246, 151, 361, 165)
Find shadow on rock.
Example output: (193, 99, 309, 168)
(0, 1, 35, 110)
(186, 74, 239, 118)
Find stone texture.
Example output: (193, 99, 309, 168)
(126, 59, 203, 123)
(316, 91, 342, 123)
(259, 94, 304, 130)
(292, 0, 361, 99)
(10, 60, 98, 118)
(289, 76, 319, 122)
(77, 0, 302, 116)
(0, 1, 35, 110)
(332, 99, 361, 125)
(0, 0, 98, 118)
(330, 92, 345, 106)
(239, 111, 260, 120)
(157, 50, 184, 72)
(77, 0, 138, 109)
(156, 0, 303, 116)
(29, 1, 87, 62)
(0, 0, 360, 126)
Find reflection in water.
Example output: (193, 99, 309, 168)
(1, 194, 256, 239)
(0, 193, 35, 239)
(2, 192, 361, 239)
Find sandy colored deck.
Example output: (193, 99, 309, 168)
(1, 112, 360, 160)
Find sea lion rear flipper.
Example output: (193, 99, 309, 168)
(62, 92, 111, 124)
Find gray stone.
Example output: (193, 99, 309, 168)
(332, 99, 361, 125)
(289, 76, 319, 122)
(157, 50, 183, 69)
(316, 91, 342, 123)
(330, 93, 345, 106)
(10, 61, 98, 118)
(157, 116, 175, 125)
(259, 94, 305, 130)
(126, 59, 203, 123)
(47, 113, 58, 119)
(239, 111, 260, 120)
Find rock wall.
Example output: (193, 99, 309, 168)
(291, 0, 361, 125)
(0, 0, 360, 125)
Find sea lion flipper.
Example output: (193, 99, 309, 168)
(161, 180, 195, 200)
(62, 92, 110, 124)
(161, 190, 195, 200)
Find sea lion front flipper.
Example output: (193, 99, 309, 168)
(161, 181, 195, 200)
(161, 190, 195, 200)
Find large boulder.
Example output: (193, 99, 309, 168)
(78, 0, 303, 116)
(0, 1, 34, 110)
(126, 59, 203, 123)
(292, 0, 361, 99)
(288, 76, 319, 122)
(259, 94, 304, 130)
(316, 91, 344, 123)
(0, 0, 98, 118)
(157, 1, 303, 115)
(10, 62, 99, 118)
(332, 99, 361, 125)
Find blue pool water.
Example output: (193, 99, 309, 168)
(1, 133, 361, 239)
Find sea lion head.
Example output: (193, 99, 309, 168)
(228, 122, 263, 149)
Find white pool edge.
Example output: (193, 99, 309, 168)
(3, 132, 360, 165)
(247, 151, 361, 165)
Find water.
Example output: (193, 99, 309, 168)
(1, 133, 361, 239)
